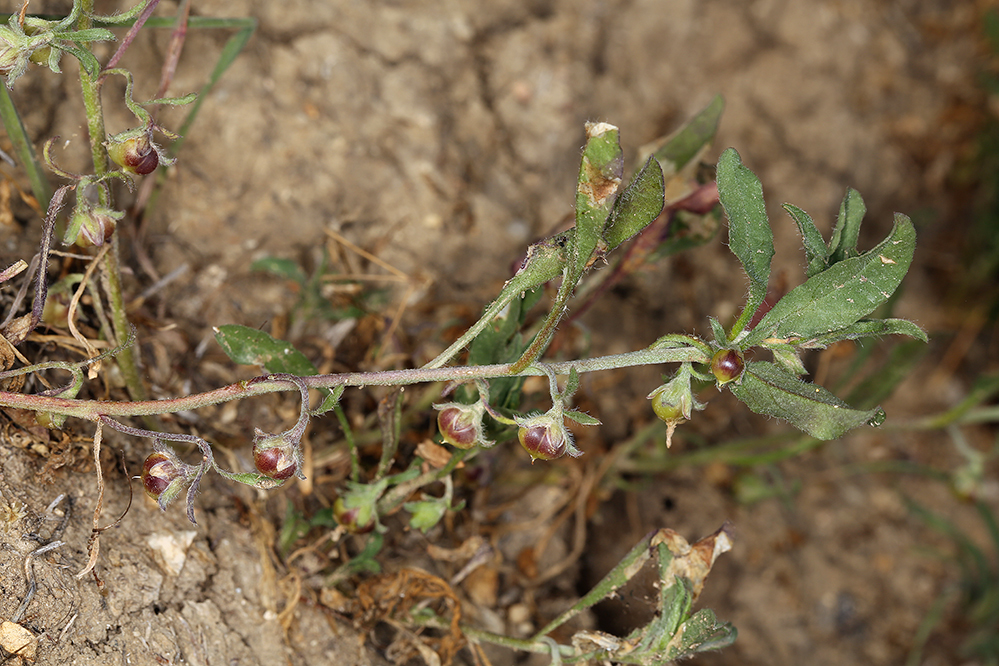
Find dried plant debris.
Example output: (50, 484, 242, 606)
(352, 568, 464, 666)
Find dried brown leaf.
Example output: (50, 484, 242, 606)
(652, 522, 733, 601)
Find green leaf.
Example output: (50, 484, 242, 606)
(743, 214, 916, 347)
(652, 94, 725, 176)
(563, 367, 581, 400)
(652, 575, 693, 649)
(563, 409, 601, 426)
(0, 84, 52, 205)
(404, 499, 447, 533)
(314, 385, 344, 415)
(666, 609, 738, 658)
(603, 156, 665, 250)
(57, 28, 116, 42)
(510, 124, 623, 373)
(573, 122, 624, 277)
(782, 203, 828, 277)
(464, 286, 540, 410)
(145, 92, 198, 107)
(716, 148, 774, 339)
(729, 361, 883, 439)
(769, 343, 807, 375)
(251, 257, 307, 284)
(801, 318, 928, 348)
(829, 188, 866, 264)
(404, 496, 466, 534)
(708, 317, 728, 345)
(58, 43, 102, 77)
(214, 324, 319, 376)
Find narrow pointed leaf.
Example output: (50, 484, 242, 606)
(801, 318, 928, 348)
(829, 188, 866, 264)
(744, 214, 916, 347)
(510, 125, 622, 372)
(782, 203, 828, 277)
(652, 94, 725, 175)
(708, 317, 728, 345)
(58, 43, 102, 77)
(57, 28, 116, 42)
(603, 156, 665, 250)
(717, 149, 774, 339)
(729, 361, 883, 439)
(564, 409, 600, 426)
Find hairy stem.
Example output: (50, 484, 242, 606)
(76, 0, 146, 401)
(0, 345, 710, 421)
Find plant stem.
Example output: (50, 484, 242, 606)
(76, 0, 146, 401)
(103, 235, 146, 400)
(77, 0, 108, 184)
(0, 345, 709, 421)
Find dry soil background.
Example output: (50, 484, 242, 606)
(0, 0, 995, 665)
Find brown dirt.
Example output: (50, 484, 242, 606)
(0, 0, 995, 665)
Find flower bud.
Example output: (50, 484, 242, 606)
(0, 44, 18, 76)
(333, 497, 376, 534)
(107, 133, 158, 175)
(252, 431, 298, 481)
(105, 125, 174, 177)
(435, 401, 488, 449)
(63, 200, 124, 248)
(518, 423, 567, 461)
(649, 386, 689, 424)
(70, 207, 119, 247)
(515, 412, 579, 462)
(647, 364, 705, 448)
(710, 349, 745, 385)
(141, 450, 190, 509)
(27, 45, 52, 65)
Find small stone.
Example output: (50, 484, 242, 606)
(0, 621, 37, 662)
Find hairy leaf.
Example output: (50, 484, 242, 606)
(744, 214, 916, 347)
(214, 324, 318, 376)
(652, 94, 725, 176)
(603, 156, 665, 250)
(782, 203, 828, 278)
(801, 317, 928, 348)
(829, 188, 866, 264)
(717, 148, 774, 339)
(730, 361, 884, 439)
